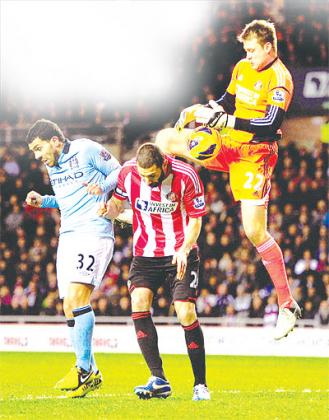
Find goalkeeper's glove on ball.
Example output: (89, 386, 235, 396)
(195, 100, 235, 129)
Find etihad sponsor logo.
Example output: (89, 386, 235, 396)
(135, 198, 178, 214)
(50, 171, 84, 187)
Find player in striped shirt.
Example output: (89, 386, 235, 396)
(156, 20, 301, 340)
(99, 143, 210, 401)
(25, 119, 121, 397)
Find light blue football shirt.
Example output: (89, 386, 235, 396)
(41, 138, 121, 238)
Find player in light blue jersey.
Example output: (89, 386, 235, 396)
(25, 119, 121, 398)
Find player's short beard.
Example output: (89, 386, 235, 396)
(149, 169, 166, 188)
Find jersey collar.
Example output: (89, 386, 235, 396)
(62, 138, 71, 154)
(259, 56, 279, 72)
(55, 139, 71, 168)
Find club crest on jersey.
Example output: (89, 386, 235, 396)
(254, 81, 262, 90)
(166, 191, 179, 202)
(99, 149, 111, 161)
(272, 89, 285, 102)
(193, 196, 205, 209)
(69, 156, 79, 170)
(135, 198, 178, 214)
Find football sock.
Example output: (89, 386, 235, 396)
(90, 354, 98, 374)
(183, 320, 206, 386)
(132, 311, 166, 380)
(72, 305, 94, 372)
(256, 237, 293, 308)
(67, 318, 76, 351)
(66, 318, 98, 373)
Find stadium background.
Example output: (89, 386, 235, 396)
(0, 2, 328, 418)
(0, 0, 328, 328)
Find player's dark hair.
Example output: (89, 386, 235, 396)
(136, 143, 164, 169)
(238, 19, 277, 53)
(25, 119, 65, 144)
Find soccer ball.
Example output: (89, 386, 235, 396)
(187, 126, 221, 161)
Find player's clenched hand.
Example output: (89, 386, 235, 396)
(172, 250, 188, 280)
(83, 181, 103, 195)
(97, 200, 119, 220)
(25, 191, 42, 207)
(97, 202, 109, 218)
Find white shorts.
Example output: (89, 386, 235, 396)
(56, 234, 114, 298)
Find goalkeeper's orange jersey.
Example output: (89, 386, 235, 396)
(225, 57, 294, 143)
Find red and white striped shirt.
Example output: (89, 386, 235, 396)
(113, 156, 207, 257)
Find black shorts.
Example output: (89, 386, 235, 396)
(128, 249, 200, 302)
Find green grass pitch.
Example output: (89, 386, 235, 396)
(0, 352, 328, 419)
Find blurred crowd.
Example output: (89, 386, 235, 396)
(0, 0, 328, 325)
(191, 0, 328, 100)
(0, 0, 328, 147)
(0, 139, 328, 326)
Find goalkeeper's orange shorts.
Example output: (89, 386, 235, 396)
(203, 137, 278, 203)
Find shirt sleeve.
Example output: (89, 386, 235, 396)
(216, 91, 236, 114)
(113, 165, 130, 201)
(234, 104, 285, 137)
(234, 67, 293, 138)
(41, 195, 59, 208)
(267, 70, 294, 111)
(183, 169, 207, 218)
(89, 143, 121, 193)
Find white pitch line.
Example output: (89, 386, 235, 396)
(216, 389, 329, 394)
(1, 390, 328, 402)
(0, 393, 131, 402)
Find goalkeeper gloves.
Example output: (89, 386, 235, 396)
(195, 100, 235, 129)
(175, 104, 203, 131)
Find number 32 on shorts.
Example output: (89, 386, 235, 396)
(243, 172, 264, 191)
(76, 253, 95, 272)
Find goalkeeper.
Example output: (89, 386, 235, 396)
(156, 19, 301, 340)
